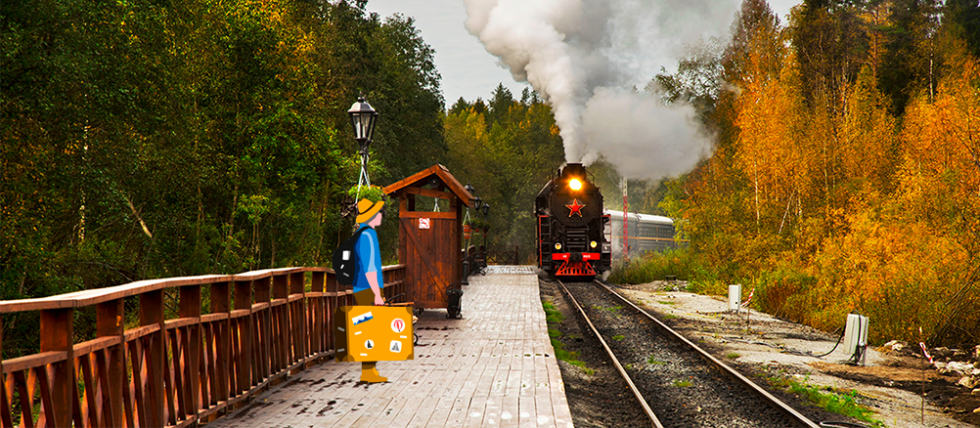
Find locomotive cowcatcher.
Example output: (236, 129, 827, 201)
(535, 163, 611, 279)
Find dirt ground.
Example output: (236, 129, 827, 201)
(611, 280, 980, 428)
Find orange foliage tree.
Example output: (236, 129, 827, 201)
(653, 0, 980, 347)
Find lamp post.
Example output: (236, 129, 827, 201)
(481, 202, 490, 250)
(465, 185, 483, 209)
(348, 96, 379, 187)
(462, 184, 475, 283)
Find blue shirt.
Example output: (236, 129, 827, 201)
(352, 225, 384, 294)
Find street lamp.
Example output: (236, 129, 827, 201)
(348, 96, 379, 186)
(480, 202, 490, 249)
(464, 183, 485, 211)
(462, 183, 476, 284)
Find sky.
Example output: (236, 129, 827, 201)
(363, 0, 802, 106)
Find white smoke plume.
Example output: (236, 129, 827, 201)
(463, 0, 736, 180)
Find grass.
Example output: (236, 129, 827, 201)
(789, 382, 882, 426)
(551, 339, 594, 375)
(663, 314, 678, 320)
(767, 373, 883, 427)
(592, 304, 623, 313)
(612, 335, 625, 341)
(725, 352, 741, 359)
(647, 356, 666, 365)
(658, 300, 675, 305)
(673, 379, 692, 387)
(542, 300, 564, 324)
(543, 299, 593, 375)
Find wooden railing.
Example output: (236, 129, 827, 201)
(487, 246, 520, 266)
(0, 265, 407, 428)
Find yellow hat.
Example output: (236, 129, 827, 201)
(356, 198, 385, 224)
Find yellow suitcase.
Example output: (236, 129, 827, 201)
(335, 305, 415, 362)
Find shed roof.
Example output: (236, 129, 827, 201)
(383, 164, 474, 207)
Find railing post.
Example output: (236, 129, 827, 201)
(325, 273, 338, 354)
(311, 272, 325, 355)
(0, 317, 14, 427)
(273, 274, 289, 370)
(289, 272, 306, 364)
(179, 285, 202, 418)
(96, 299, 125, 427)
(254, 277, 271, 382)
(140, 289, 166, 427)
(211, 281, 231, 409)
(233, 279, 252, 396)
(40, 308, 73, 428)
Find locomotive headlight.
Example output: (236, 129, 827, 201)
(569, 178, 582, 191)
(590, 241, 598, 249)
(555, 243, 562, 251)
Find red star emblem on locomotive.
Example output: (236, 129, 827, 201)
(566, 199, 585, 217)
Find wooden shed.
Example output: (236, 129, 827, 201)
(383, 165, 473, 310)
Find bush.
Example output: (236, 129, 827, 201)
(608, 248, 697, 284)
(347, 185, 386, 203)
(750, 264, 818, 323)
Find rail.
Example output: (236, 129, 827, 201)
(0, 265, 407, 428)
(591, 280, 820, 428)
(556, 280, 661, 428)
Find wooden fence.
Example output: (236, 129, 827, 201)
(486, 247, 520, 266)
(0, 265, 407, 428)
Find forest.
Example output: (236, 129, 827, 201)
(2, 0, 979, 356)
(1, 0, 447, 356)
(619, 0, 980, 347)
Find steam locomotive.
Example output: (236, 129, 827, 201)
(535, 163, 612, 279)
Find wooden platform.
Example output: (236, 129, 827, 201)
(205, 267, 574, 428)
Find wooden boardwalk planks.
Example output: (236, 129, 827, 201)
(204, 269, 573, 428)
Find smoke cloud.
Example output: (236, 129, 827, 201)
(463, 0, 736, 180)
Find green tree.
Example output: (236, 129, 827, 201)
(945, 0, 980, 57)
(443, 88, 564, 257)
(878, 0, 943, 115)
(1, 0, 446, 357)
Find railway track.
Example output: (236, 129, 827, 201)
(557, 279, 823, 428)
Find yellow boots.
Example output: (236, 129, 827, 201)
(359, 362, 387, 383)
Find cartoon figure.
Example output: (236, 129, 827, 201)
(353, 198, 387, 382)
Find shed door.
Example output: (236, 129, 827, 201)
(400, 213, 457, 308)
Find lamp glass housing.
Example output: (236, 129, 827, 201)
(348, 97, 379, 143)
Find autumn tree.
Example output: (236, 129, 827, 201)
(443, 86, 564, 256)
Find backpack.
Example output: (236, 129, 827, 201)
(332, 227, 368, 285)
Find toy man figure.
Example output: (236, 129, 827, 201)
(354, 198, 387, 382)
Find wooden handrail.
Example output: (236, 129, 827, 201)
(0, 268, 341, 314)
(0, 264, 408, 428)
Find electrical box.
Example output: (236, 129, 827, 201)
(335, 306, 415, 362)
(843, 313, 869, 357)
(728, 284, 742, 312)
